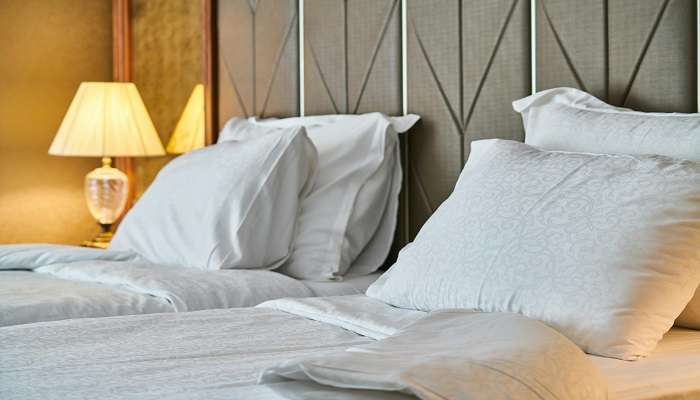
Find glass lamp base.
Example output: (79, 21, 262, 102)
(84, 157, 129, 246)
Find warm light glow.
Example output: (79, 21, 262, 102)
(166, 84, 205, 154)
(49, 82, 165, 157)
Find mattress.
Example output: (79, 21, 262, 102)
(591, 328, 700, 400)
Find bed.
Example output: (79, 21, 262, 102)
(3, 0, 700, 399)
(1, 296, 699, 400)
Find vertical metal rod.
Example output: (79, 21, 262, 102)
(299, 0, 305, 116)
(343, 0, 349, 113)
(252, 7, 256, 116)
(531, 0, 537, 94)
(401, 0, 407, 116)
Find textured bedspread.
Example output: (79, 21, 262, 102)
(0, 300, 377, 400)
(0, 295, 607, 400)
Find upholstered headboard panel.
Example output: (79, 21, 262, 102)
(212, 0, 698, 248)
(216, 0, 299, 129)
(405, 0, 531, 238)
(536, 0, 697, 112)
(304, 0, 402, 116)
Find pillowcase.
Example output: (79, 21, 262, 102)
(513, 87, 700, 161)
(513, 87, 700, 330)
(368, 139, 700, 360)
(111, 122, 317, 270)
(219, 113, 419, 281)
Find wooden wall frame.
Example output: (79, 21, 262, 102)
(203, 0, 217, 145)
(112, 0, 135, 214)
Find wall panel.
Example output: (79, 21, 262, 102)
(536, 0, 607, 99)
(537, 0, 697, 112)
(217, 0, 299, 128)
(406, 0, 530, 238)
(304, 0, 402, 115)
(608, 0, 696, 112)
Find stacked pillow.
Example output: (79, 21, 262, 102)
(111, 123, 317, 270)
(113, 113, 419, 281)
(513, 87, 700, 161)
(369, 88, 700, 360)
(513, 87, 700, 330)
(219, 113, 420, 280)
(368, 138, 700, 360)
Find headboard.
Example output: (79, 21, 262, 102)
(209, 0, 698, 250)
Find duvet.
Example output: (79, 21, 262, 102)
(0, 295, 607, 400)
(0, 245, 316, 326)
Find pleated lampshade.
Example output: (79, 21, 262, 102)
(166, 84, 205, 154)
(49, 82, 165, 157)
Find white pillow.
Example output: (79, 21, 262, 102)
(513, 87, 700, 330)
(111, 123, 317, 270)
(513, 87, 700, 161)
(219, 113, 419, 281)
(368, 139, 700, 360)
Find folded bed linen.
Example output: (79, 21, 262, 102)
(0, 245, 381, 327)
(1, 295, 608, 400)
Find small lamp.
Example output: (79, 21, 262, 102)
(166, 84, 205, 154)
(49, 82, 165, 247)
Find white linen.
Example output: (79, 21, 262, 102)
(0, 245, 384, 327)
(368, 139, 700, 360)
(0, 270, 174, 327)
(514, 87, 700, 331)
(111, 123, 317, 270)
(259, 294, 425, 340)
(591, 328, 700, 400)
(260, 310, 607, 400)
(301, 272, 382, 297)
(513, 87, 700, 161)
(0, 263, 314, 327)
(37, 261, 314, 312)
(0, 296, 604, 400)
(222, 113, 419, 280)
(0, 244, 139, 270)
(0, 306, 373, 400)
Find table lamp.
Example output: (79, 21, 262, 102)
(49, 82, 165, 247)
(166, 84, 205, 154)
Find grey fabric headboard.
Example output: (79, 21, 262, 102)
(213, 0, 698, 251)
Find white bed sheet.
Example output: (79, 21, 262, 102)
(301, 272, 381, 297)
(591, 328, 700, 400)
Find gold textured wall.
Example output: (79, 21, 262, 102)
(0, 0, 113, 244)
(131, 0, 202, 195)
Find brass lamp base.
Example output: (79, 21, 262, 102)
(82, 224, 113, 249)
